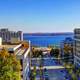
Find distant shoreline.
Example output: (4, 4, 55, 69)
(23, 32, 73, 36)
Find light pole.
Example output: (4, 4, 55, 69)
(29, 40, 32, 72)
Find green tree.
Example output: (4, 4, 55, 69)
(50, 48, 59, 58)
(33, 66, 36, 80)
(71, 73, 77, 80)
(0, 48, 21, 80)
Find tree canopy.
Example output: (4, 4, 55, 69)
(0, 48, 21, 80)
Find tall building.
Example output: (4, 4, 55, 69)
(74, 28, 80, 68)
(0, 28, 23, 43)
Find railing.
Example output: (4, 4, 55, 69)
(31, 57, 74, 60)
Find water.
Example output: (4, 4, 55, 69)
(23, 33, 73, 47)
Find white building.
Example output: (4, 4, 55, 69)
(0, 37, 2, 46)
(74, 28, 80, 67)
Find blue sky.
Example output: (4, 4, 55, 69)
(0, 0, 80, 33)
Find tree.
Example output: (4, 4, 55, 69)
(0, 48, 21, 80)
(50, 48, 59, 58)
(63, 44, 71, 63)
(39, 50, 43, 57)
(63, 42, 73, 64)
(71, 73, 77, 80)
(50, 48, 54, 57)
(32, 66, 36, 80)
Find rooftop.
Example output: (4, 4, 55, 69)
(2, 44, 17, 49)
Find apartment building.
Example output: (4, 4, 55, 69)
(0, 28, 23, 43)
(74, 28, 80, 68)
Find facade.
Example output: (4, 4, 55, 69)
(11, 37, 20, 44)
(74, 28, 80, 68)
(0, 37, 2, 46)
(60, 37, 74, 63)
(0, 28, 23, 43)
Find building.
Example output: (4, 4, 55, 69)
(0, 28, 23, 43)
(60, 37, 74, 63)
(11, 37, 20, 44)
(0, 37, 2, 46)
(74, 28, 80, 68)
(2, 41, 31, 80)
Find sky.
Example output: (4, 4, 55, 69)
(0, 0, 80, 33)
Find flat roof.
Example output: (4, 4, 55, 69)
(1, 44, 29, 56)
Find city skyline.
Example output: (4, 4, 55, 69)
(0, 0, 80, 32)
